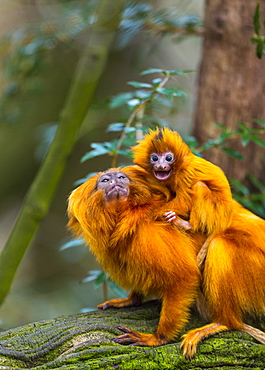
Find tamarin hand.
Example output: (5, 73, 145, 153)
(164, 212, 192, 230)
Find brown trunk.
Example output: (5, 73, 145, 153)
(193, 0, 265, 182)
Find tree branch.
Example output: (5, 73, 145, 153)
(0, 301, 264, 369)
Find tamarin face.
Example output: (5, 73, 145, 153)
(132, 127, 191, 181)
(96, 171, 130, 201)
(150, 152, 174, 181)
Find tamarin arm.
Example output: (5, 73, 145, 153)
(189, 181, 233, 234)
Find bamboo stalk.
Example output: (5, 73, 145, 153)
(0, 0, 125, 305)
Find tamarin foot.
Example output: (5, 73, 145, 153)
(112, 325, 167, 347)
(98, 293, 143, 310)
(180, 323, 229, 360)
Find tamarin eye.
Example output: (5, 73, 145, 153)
(101, 178, 109, 182)
(151, 155, 159, 162)
(166, 155, 173, 162)
(118, 175, 126, 179)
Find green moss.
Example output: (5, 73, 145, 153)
(0, 301, 264, 369)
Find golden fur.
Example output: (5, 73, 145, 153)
(132, 127, 265, 358)
(68, 167, 201, 346)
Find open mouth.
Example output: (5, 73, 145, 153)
(153, 170, 171, 180)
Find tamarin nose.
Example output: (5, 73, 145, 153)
(156, 164, 167, 169)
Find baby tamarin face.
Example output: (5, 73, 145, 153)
(150, 152, 174, 181)
(96, 171, 130, 201)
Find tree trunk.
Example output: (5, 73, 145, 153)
(193, 0, 265, 182)
(0, 301, 264, 369)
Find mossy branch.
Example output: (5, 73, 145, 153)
(0, 301, 264, 369)
(0, 0, 125, 306)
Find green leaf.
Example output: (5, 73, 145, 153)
(236, 122, 249, 132)
(81, 142, 115, 162)
(109, 92, 134, 109)
(152, 94, 175, 108)
(140, 68, 166, 75)
(124, 127, 136, 133)
(106, 122, 126, 132)
(117, 149, 133, 158)
(140, 68, 188, 77)
(184, 135, 198, 148)
(200, 139, 218, 151)
(94, 272, 108, 288)
(152, 78, 163, 87)
(82, 270, 103, 284)
(218, 132, 231, 142)
(230, 179, 249, 195)
(250, 134, 265, 147)
(135, 90, 153, 99)
(167, 69, 188, 76)
(74, 172, 98, 186)
(214, 122, 229, 132)
(127, 81, 153, 88)
(247, 173, 265, 192)
(60, 238, 85, 251)
(256, 39, 264, 58)
(221, 147, 244, 159)
(241, 133, 250, 147)
(127, 98, 141, 108)
(82, 275, 97, 283)
(156, 87, 186, 99)
(253, 118, 265, 127)
(253, 3, 260, 35)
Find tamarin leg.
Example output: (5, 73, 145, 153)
(181, 323, 265, 359)
(112, 283, 197, 347)
(97, 291, 143, 310)
(181, 323, 229, 360)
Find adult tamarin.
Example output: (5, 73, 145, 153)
(132, 127, 265, 358)
(67, 166, 200, 347)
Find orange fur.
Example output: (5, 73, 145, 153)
(182, 207, 265, 359)
(68, 167, 200, 346)
(132, 128, 265, 359)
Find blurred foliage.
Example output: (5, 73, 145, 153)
(252, 3, 265, 59)
(0, 0, 202, 126)
(81, 67, 190, 170)
(0, 0, 126, 309)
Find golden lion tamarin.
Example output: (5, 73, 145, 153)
(67, 166, 201, 347)
(132, 127, 265, 358)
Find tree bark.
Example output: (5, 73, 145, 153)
(193, 0, 265, 182)
(0, 301, 264, 369)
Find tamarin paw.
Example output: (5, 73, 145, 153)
(163, 211, 176, 222)
(112, 325, 167, 347)
(180, 336, 198, 360)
